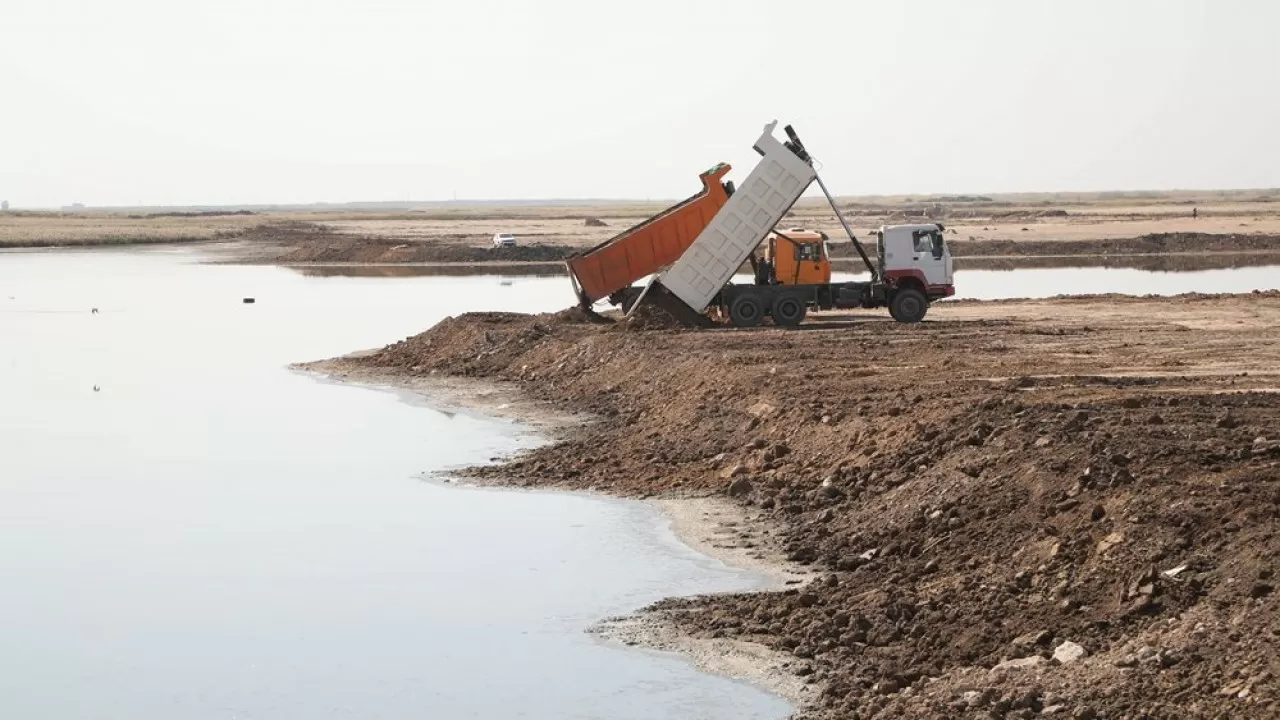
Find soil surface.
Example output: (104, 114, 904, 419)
(328, 293, 1280, 719)
(225, 221, 576, 264)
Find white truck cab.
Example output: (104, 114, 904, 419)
(877, 223, 955, 299)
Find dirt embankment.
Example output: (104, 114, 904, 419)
(236, 221, 577, 264)
(337, 294, 1280, 719)
(952, 232, 1280, 257)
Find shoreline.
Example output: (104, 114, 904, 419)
(590, 495, 819, 709)
(317, 297, 1280, 718)
(297, 357, 817, 713)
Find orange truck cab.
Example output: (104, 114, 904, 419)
(755, 229, 831, 286)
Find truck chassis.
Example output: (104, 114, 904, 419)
(716, 280, 933, 327)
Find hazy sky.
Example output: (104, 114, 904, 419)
(2, 0, 1277, 207)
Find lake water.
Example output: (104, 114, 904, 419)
(0, 248, 792, 720)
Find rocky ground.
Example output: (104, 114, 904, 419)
(327, 293, 1280, 719)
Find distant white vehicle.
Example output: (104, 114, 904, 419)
(491, 233, 517, 248)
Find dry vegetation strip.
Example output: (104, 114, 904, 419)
(0, 213, 263, 247)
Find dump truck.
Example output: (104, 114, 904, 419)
(643, 122, 955, 325)
(565, 164, 734, 310)
(725, 223, 954, 325)
(577, 121, 954, 325)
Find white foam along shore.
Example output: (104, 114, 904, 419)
(295, 356, 819, 711)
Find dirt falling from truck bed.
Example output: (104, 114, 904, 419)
(353, 294, 1280, 719)
(622, 302, 686, 331)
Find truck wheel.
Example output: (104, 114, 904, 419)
(771, 295, 807, 327)
(729, 294, 764, 327)
(889, 288, 928, 323)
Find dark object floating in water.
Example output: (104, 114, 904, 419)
(243, 298, 255, 304)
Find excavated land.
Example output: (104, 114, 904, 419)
(325, 293, 1280, 719)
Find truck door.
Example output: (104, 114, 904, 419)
(792, 242, 829, 285)
(911, 229, 951, 287)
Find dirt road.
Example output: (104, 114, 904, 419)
(325, 293, 1280, 719)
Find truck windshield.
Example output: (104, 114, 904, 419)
(794, 243, 823, 261)
(913, 230, 945, 260)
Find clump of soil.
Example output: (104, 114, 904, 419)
(585, 217, 609, 227)
(623, 302, 684, 331)
(347, 295, 1280, 719)
(549, 306, 615, 325)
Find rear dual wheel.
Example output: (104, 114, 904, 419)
(771, 295, 807, 327)
(729, 294, 763, 327)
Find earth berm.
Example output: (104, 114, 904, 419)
(329, 294, 1280, 719)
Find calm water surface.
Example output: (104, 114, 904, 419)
(0, 248, 792, 720)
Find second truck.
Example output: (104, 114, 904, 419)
(565, 122, 955, 326)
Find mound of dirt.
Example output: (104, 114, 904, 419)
(549, 306, 615, 325)
(349, 294, 1280, 719)
(623, 302, 684, 331)
(585, 217, 609, 227)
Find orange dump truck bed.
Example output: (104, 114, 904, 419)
(567, 163, 732, 307)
